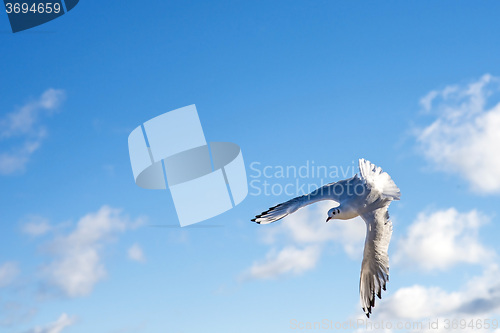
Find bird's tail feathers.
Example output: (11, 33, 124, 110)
(359, 158, 401, 201)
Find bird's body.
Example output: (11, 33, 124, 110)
(251, 159, 400, 317)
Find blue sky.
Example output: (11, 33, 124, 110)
(1, 1, 500, 332)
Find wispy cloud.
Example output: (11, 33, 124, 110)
(0, 262, 19, 288)
(21, 216, 53, 237)
(0, 89, 65, 175)
(244, 245, 320, 280)
(394, 208, 494, 271)
(416, 74, 500, 193)
(26, 313, 75, 333)
(40, 206, 144, 297)
(0, 302, 37, 328)
(127, 243, 145, 263)
(242, 202, 366, 280)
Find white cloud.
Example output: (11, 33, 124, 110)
(0, 262, 19, 288)
(416, 74, 500, 193)
(0, 140, 43, 175)
(261, 201, 366, 259)
(0, 302, 37, 327)
(377, 285, 462, 320)
(128, 244, 145, 262)
(29, 313, 75, 333)
(375, 264, 500, 321)
(0, 88, 65, 175)
(244, 202, 367, 279)
(22, 216, 52, 236)
(395, 208, 494, 271)
(243, 246, 320, 280)
(41, 206, 144, 297)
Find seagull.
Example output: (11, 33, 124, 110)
(251, 158, 400, 317)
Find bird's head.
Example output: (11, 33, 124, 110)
(326, 207, 340, 222)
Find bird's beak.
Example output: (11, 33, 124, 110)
(326, 216, 332, 223)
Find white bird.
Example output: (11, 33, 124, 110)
(251, 158, 400, 317)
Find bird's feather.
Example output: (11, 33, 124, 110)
(251, 185, 339, 224)
(359, 205, 392, 318)
(359, 158, 400, 201)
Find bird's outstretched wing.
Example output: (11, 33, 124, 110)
(359, 205, 392, 318)
(359, 158, 400, 201)
(251, 182, 342, 224)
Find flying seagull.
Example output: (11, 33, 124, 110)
(251, 159, 400, 317)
